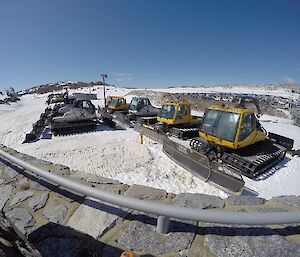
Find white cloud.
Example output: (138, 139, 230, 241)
(282, 76, 296, 85)
(113, 72, 134, 83)
(114, 73, 133, 77)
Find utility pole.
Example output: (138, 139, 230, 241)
(101, 73, 108, 106)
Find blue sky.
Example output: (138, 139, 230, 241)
(0, 0, 299, 90)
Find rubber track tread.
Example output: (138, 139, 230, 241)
(190, 138, 286, 178)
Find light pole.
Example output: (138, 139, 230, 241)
(101, 73, 108, 106)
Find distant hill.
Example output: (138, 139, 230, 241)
(0, 87, 20, 104)
(169, 83, 300, 91)
(18, 81, 106, 95)
(18, 81, 300, 96)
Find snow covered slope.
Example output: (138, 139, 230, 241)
(0, 85, 299, 199)
(0, 94, 46, 147)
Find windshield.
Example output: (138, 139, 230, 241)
(200, 109, 240, 142)
(159, 104, 176, 119)
(110, 98, 119, 107)
(130, 98, 138, 111)
(106, 97, 112, 105)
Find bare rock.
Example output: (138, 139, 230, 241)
(0, 185, 13, 210)
(67, 197, 129, 239)
(124, 184, 166, 200)
(30, 181, 49, 191)
(117, 216, 196, 254)
(6, 208, 35, 234)
(13, 153, 33, 161)
(0, 211, 41, 257)
(204, 223, 300, 257)
(15, 178, 30, 190)
(9, 191, 34, 207)
(272, 195, 300, 208)
(54, 164, 71, 176)
(43, 201, 68, 224)
(3, 166, 19, 178)
(72, 172, 121, 184)
(28, 193, 49, 211)
(227, 196, 265, 205)
(174, 193, 225, 209)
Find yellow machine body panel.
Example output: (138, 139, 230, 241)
(107, 96, 129, 111)
(199, 105, 266, 150)
(157, 101, 199, 125)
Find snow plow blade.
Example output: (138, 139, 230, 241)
(134, 124, 244, 194)
(163, 139, 245, 194)
(268, 132, 294, 151)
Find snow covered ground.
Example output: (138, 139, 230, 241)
(0, 94, 46, 147)
(0, 85, 299, 199)
(245, 114, 300, 198)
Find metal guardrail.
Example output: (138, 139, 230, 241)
(1, 148, 300, 234)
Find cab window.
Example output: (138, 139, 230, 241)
(238, 113, 256, 142)
(143, 99, 150, 107)
(82, 101, 90, 109)
(159, 104, 176, 119)
(201, 109, 240, 142)
(176, 105, 186, 119)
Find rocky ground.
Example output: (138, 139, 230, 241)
(0, 144, 300, 257)
(0, 211, 41, 257)
(127, 90, 290, 118)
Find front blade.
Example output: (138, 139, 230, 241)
(268, 132, 294, 150)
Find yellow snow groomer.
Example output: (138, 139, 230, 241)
(106, 96, 129, 113)
(190, 97, 294, 178)
(153, 101, 201, 139)
(157, 101, 199, 125)
(198, 105, 266, 150)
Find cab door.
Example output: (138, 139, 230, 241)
(237, 113, 259, 148)
(175, 104, 188, 125)
(119, 98, 126, 110)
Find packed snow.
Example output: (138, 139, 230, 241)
(0, 85, 299, 199)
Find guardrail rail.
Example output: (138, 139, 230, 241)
(1, 148, 300, 234)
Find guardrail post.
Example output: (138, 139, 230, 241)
(156, 215, 169, 234)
